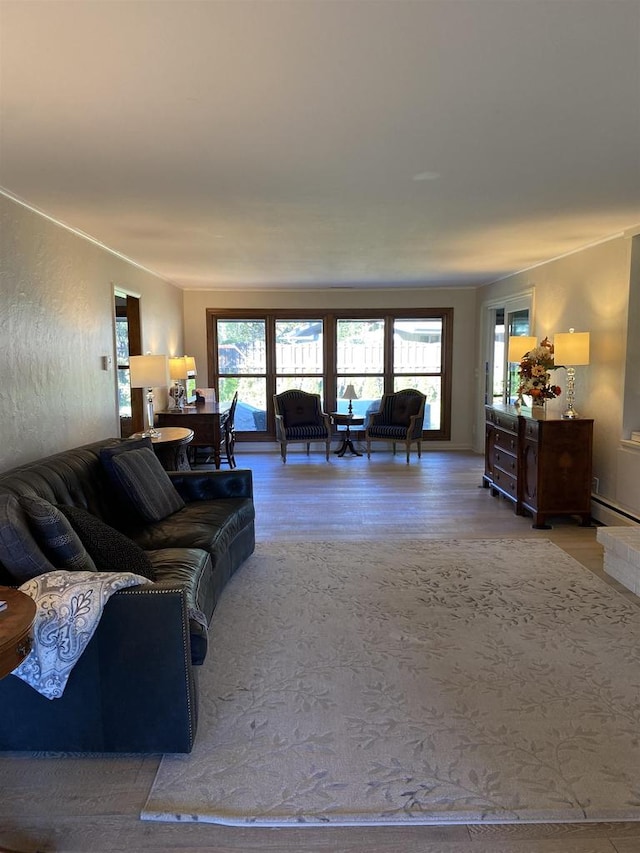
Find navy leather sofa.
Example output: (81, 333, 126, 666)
(0, 437, 255, 753)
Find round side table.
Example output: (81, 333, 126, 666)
(131, 427, 194, 471)
(0, 586, 36, 679)
(331, 413, 365, 457)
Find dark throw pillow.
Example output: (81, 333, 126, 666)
(102, 445, 185, 523)
(0, 493, 54, 582)
(57, 505, 155, 581)
(18, 494, 97, 573)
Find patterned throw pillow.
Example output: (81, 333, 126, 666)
(19, 495, 97, 573)
(107, 447, 185, 523)
(0, 493, 54, 582)
(57, 504, 155, 581)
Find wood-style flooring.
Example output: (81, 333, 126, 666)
(1, 447, 639, 853)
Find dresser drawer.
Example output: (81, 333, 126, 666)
(492, 468, 518, 498)
(486, 408, 519, 434)
(493, 448, 518, 475)
(523, 420, 540, 441)
(494, 428, 518, 454)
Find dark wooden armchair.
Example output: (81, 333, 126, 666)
(273, 390, 332, 464)
(365, 389, 426, 463)
(219, 391, 238, 468)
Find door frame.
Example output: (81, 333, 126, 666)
(475, 288, 535, 453)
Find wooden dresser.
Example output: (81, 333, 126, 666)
(483, 403, 593, 528)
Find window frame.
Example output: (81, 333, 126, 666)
(206, 308, 453, 440)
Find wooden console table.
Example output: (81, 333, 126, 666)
(483, 403, 593, 528)
(0, 587, 36, 678)
(156, 403, 230, 469)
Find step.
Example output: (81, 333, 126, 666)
(597, 526, 640, 595)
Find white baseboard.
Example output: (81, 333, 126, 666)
(591, 497, 640, 528)
(239, 442, 476, 454)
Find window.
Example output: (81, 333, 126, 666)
(393, 319, 444, 429)
(336, 319, 384, 418)
(216, 319, 268, 432)
(115, 307, 131, 417)
(207, 309, 453, 439)
(275, 320, 324, 397)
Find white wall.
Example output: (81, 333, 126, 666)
(183, 286, 479, 449)
(477, 234, 637, 522)
(0, 194, 184, 471)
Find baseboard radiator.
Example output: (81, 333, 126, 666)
(591, 495, 640, 528)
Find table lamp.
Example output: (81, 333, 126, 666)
(129, 354, 169, 436)
(553, 329, 590, 419)
(507, 335, 537, 363)
(341, 384, 358, 415)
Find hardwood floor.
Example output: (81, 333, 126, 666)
(1, 448, 639, 853)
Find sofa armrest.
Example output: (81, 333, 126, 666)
(0, 581, 197, 753)
(168, 468, 253, 502)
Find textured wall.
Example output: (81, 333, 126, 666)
(478, 235, 636, 520)
(0, 195, 183, 471)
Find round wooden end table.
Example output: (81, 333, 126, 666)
(131, 427, 194, 471)
(0, 586, 36, 679)
(331, 413, 365, 457)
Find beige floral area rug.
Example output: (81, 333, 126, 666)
(141, 538, 640, 826)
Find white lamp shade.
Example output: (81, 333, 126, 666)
(554, 331, 590, 366)
(342, 384, 358, 400)
(184, 356, 197, 375)
(129, 354, 169, 388)
(507, 336, 537, 363)
(169, 356, 188, 380)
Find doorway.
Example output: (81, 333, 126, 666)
(476, 290, 534, 452)
(114, 291, 143, 436)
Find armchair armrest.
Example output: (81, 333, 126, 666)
(369, 411, 385, 427)
(168, 468, 253, 502)
(274, 413, 286, 441)
(407, 412, 425, 437)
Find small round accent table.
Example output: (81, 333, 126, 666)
(131, 427, 194, 471)
(331, 414, 365, 457)
(0, 586, 36, 679)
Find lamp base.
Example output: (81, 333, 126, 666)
(169, 383, 185, 411)
(562, 407, 580, 419)
(144, 391, 160, 437)
(562, 367, 579, 419)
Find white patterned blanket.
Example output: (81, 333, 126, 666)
(12, 570, 149, 699)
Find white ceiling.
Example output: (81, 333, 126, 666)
(1, 0, 639, 291)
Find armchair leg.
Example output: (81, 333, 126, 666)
(366, 438, 371, 459)
(280, 442, 287, 463)
(306, 442, 311, 455)
(392, 442, 397, 456)
(417, 440, 422, 459)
